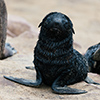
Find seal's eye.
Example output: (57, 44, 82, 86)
(64, 22, 68, 28)
(64, 22, 70, 30)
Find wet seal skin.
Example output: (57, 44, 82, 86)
(0, 0, 17, 59)
(84, 43, 100, 74)
(4, 12, 100, 94)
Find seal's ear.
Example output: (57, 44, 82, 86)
(38, 12, 57, 28)
(64, 15, 75, 34)
(71, 28, 75, 34)
(38, 22, 42, 28)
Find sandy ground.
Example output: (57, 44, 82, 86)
(0, 0, 100, 100)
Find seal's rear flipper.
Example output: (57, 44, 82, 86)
(85, 76, 100, 85)
(3, 43, 17, 59)
(92, 48, 100, 61)
(25, 66, 35, 70)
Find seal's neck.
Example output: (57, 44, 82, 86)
(39, 31, 73, 50)
(35, 32, 73, 65)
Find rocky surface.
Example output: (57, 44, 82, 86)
(0, 0, 100, 99)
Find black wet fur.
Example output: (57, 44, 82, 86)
(84, 43, 100, 74)
(4, 12, 95, 94)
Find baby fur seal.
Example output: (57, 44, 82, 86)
(85, 43, 100, 74)
(4, 12, 100, 94)
(0, 0, 16, 59)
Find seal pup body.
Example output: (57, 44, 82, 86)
(85, 43, 100, 74)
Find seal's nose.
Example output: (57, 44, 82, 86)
(53, 18, 62, 26)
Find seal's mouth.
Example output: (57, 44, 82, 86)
(47, 27, 65, 41)
(49, 28, 62, 34)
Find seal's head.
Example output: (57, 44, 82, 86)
(38, 12, 75, 41)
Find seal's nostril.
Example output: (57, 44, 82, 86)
(55, 22, 59, 25)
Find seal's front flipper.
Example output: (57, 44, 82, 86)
(4, 76, 42, 87)
(25, 66, 35, 70)
(3, 43, 17, 59)
(85, 76, 100, 85)
(4, 67, 42, 87)
(92, 48, 100, 61)
(52, 75, 87, 94)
